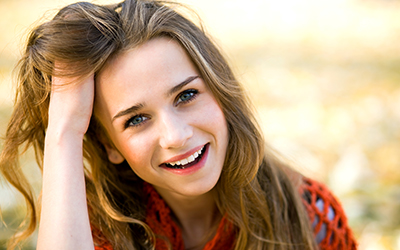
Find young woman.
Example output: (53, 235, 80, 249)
(0, 0, 357, 249)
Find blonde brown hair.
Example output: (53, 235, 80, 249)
(1, 0, 317, 249)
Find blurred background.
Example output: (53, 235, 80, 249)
(1, 0, 399, 249)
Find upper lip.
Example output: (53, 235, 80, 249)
(162, 144, 206, 164)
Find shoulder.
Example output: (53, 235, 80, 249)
(300, 177, 358, 249)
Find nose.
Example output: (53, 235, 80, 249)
(158, 111, 193, 149)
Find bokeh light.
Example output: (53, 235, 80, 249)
(1, 0, 399, 249)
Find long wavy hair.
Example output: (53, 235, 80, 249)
(0, 0, 317, 249)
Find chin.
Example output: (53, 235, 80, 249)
(169, 176, 220, 198)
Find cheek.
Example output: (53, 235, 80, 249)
(198, 98, 228, 140)
(114, 134, 156, 169)
(208, 99, 226, 125)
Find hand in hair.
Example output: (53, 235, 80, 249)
(37, 66, 95, 250)
(48, 63, 94, 137)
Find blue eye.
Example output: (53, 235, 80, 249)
(125, 115, 148, 128)
(176, 89, 198, 105)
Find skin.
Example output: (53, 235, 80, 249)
(38, 69, 95, 249)
(38, 37, 229, 250)
(95, 37, 229, 249)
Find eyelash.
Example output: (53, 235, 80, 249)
(124, 114, 149, 129)
(123, 89, 199, 129)
(175, 89, 198, 106)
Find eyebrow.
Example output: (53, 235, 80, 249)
(111, 75, 199, 124)
(111, 103, 144, 123)
(167, 75, 199, 97)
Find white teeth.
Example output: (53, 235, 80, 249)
(167, 146, 204, 166)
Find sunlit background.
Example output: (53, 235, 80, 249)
(1, 0, 400, 249)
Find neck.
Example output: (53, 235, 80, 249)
(155, 187, 221, 250)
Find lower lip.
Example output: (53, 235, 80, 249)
(161, 144, 209, 176)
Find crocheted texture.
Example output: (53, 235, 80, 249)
(143, 183, 236, 250)
(93, 178, 357, 250)
(300, 177, 357, 249)
(92, 226, 113, 250)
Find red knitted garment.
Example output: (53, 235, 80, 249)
(300, 177, 357, 249)
(93, 178, 357, 249)
(144, 183, 236, 250)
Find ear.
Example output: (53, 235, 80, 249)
(103, 142, 125, 164)
(94, 120, 125, 164)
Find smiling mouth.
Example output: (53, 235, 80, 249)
(161, 144, 208, 169)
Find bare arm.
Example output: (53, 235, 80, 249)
(37, 72, 95, 250)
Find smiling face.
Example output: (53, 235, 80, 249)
(94, 37, 228, 198)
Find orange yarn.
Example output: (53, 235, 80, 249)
(300, 177, 357, 249)
(144, 183, 236, 250)
(93, 178, 357, 249)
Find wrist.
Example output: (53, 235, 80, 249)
(46, 116, 88, 139)
(43, 127, 86, 171)
(45, 126, 85, 147)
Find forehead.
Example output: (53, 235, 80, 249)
(94, 37, 199, 119)
(99, 37, 192, 79)
(97, 37, 199, 89)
